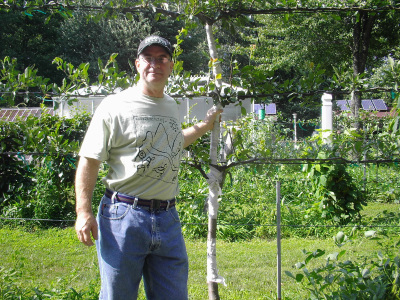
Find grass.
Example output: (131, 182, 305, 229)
(0, 220, 397, 299)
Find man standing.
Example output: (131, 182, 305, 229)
(74, 35, 222, 300)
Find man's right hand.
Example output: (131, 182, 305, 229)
(75, 212, 98, 246)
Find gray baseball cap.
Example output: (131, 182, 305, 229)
(137, 36, 173, 57)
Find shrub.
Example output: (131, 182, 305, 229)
(303, 150, 367, 225)
(285, 231, 400, 300)
(0, 121, 33, 210)
(0, 111, 91, 224)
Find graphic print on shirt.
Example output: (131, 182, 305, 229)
(134, 116, 183, 184)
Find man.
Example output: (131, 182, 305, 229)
(74, 35, 222, 300)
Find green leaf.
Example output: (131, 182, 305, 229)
(334, 231, 345, 243)
(126, 12, 133, 20)
(361, 268, 370, 279)
(313, 249, 325, 258)
(364, 230, 376, 238)
(295, 273, 304, 282)
(337, 250, 346, 260)
(326, 252, 339, 261)
(284, 271, 295, 279)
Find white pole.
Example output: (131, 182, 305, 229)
(292, 113, 297, 143)
(276, 181, 282, 300)
(187, 98, 190, 121)
(321, 93, 333, 143)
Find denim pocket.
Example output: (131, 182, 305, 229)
(168, 207, 181, 222)
(101, 202, 130, 220)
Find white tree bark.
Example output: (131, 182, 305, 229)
(205, 22, 225, 300)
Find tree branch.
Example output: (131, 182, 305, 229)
(210, 157, 400, 172)
(2, 3, 400, 18)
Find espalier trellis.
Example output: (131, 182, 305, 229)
(2, 1, 400, 299)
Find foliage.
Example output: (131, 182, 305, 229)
(285, 231, 400, 300)
(0, 120, 33, 209)
(176, 162, 400, 241)
(302, 150, 366, 225)
(370, 56, 400, 108)
(0, 56, 51, 107)
(56, 10, 152, 80)
(0, 110, 91, 224)
(0, 267, 99, 299)
(1, 101, 400, 234)
(1, 53, 134, 107)
(222, 114, 296, 163)
(248, 13, 350, 77)
(2, 1, 400, 123)
(177, 108, 400, 240)
(0, 10, 64, 84)
(0, 226, 399, 299)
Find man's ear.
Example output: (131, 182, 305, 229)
(135, 58, 141, 70)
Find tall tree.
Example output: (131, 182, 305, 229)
(0, 10, 63, 84)
(57, 11, 152, 79)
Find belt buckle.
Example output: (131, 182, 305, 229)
(149, 199, 161, 212)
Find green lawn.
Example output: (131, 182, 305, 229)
(0, 223, 395, 299)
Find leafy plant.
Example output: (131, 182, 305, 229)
(302, 150, 366, 225)
(0, 56, 51, 107)
(285, 231, 400, 300)
(0, 120, 33, 209)
(0, 266, 99, 299)
(0, 110, 91, 224)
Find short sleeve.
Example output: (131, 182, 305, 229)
(79, 102, 112, 162)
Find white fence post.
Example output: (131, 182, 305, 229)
(293, 113, 297, 143)
(276, 181, 282, 300)
(321, 93, 333, 143)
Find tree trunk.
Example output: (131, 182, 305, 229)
(351, 10, 377, 129)
(350, 90, 361, 128)
(205, 21, 225, 300)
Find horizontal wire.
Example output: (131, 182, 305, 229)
(2, 151, 400, 165)
(1, 217, 398, 229)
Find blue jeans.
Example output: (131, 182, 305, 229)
(96, 195, 189, 300)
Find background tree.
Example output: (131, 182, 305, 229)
(0, 10, 63, 105)
(57, 11, 151, 80)
(0, 10, 62, 81)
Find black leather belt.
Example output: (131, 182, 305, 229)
(104, 188, 175, 212)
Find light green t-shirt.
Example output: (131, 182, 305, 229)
(79, 86, 184, 200)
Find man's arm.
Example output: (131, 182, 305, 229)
(75, 156, 101, 246)
(182, 106, 223, 148)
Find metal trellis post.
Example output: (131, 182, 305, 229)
(276, 181, 282, 300)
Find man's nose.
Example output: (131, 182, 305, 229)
(148, 58, 160, 67)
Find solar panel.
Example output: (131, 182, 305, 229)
(372, 99, 388, 111)
(336, 100, 350, 111)
(265, 103, 277, 115)
(254, 103, 276, 115)
(361, 99, 375, 111)
(254, 104, 262, 113)
(0, 108, 54, 122)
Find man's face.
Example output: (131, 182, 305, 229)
(135, 45, 174, 89)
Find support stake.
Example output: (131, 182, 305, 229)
(276, 181, 282, 300)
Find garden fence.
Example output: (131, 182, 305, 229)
(1, 150, 400, 298)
